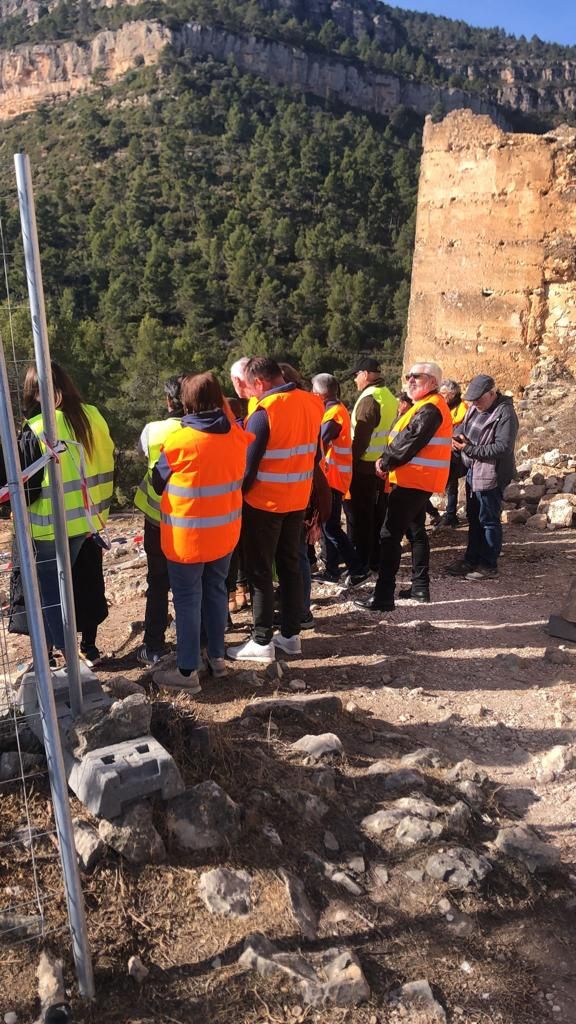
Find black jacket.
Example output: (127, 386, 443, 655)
(377, 398, 442, 474)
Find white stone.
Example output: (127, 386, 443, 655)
(128, 955, 149, 983)
(291, 732, 343, 761)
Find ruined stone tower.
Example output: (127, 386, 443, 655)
(403, 110, 576, 393)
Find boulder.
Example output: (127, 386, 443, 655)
(291, 733, 343, 762)
(494, 825, 561, 873)
(238, 933, 370, 1007)
(71, 693, 152, 756)
(502, 508, 531, 525)
(522, 484, 546, 500)
(425, 846, 492, 888)
(198, 868, 252, 916)
(166, 781, 242, 851)
(395, 816, 443, 846)
(503, 482, 522, 503)
(526, 514, 548, 530)
(99, 803, 165, 864)
(536, 745, 576, 783)
(563, 472, 576, 494)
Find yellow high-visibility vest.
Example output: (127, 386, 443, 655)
(135, 417, 181, 524)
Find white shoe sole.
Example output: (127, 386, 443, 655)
(227, 648, 274, 664)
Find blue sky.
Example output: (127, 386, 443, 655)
(390, 0, 575, 46)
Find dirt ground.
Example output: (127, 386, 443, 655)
(1, 512, 576, 1023)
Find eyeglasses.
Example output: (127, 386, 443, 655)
(405, 372, 429, 381)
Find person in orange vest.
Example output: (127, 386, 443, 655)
(311, 373, 369, 585)
(434, 378, 468, 529)
(227, 356, 324, 663)
(356, 361, 452, 611)
(151, 372, 253, 692)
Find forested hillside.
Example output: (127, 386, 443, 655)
(0, 51, 420, 450)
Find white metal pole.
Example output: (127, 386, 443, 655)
(0, 336, 94, 997)
(14, 152, 84, 717)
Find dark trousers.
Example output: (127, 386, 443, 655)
(323, 488, 363, 576)
(374, 486, 431, 603)
(345, 471, 384, 572)
(143, 519, 170, 652)
(465, 484, 503, 570)
(243, 503, 304, 644)
(445, 460, 461, 517)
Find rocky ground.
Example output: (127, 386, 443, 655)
(1, 510, 576, 1024)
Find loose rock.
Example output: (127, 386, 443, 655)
(446, 801, 473, 834)
(166, 781, 242, 850)
(324, 830, 339, 852)
(446, 760, 488, 785)
(99, 803, 165, 864)
(198, 867, 252, 916)
(242, 694, 342, 719)
(71, 693, 152, 756)
(395, 816, 443, 846)
(73, 818, 106, 872)
(398, 979, 446, 1022)
(400, 747, 450, 769)
(280, 868, 318, 939)
(291, 732, 343, 761)
(494, 825, 561, 873)
(544, 646, 570, 665)
(425, 846, 492, 888)
(537, 745, 576, 783)
(128, 955, 149, 983)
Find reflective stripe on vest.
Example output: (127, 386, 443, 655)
(322, 401, 352, 494)
(388, 393, 452, 493)
(159, 423, 251, 563)
(351, 385, 398, 463)
(245, 390, 324, 513)
(27, 405, 114, 541)
(135, 417, 182, 524)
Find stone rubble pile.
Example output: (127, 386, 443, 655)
(502, 448, 576, 529)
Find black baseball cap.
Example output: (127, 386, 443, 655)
(342, 356, 381, 381)
(464, 374, 495, 401)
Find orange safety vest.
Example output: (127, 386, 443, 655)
(388, 392, 452, 493)
(245, 390, 324, 513)
(322, 401, 352, 495)
(160, 423, 252, 564)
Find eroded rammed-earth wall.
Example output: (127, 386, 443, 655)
(403, 110, 576, 392)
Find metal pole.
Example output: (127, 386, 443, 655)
(14, 152, 84, 718)
(0, 338, 95, 997)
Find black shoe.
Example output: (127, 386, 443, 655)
(300, 615, 315, 630)
(312, 570, 341, 583)
(354, 596, 395, 612)
(435, 513, 460, 528)
(343, 570, 372, 588)
(80, 643, 102, 667)
(398, 587, 431, 603)
(136, 643, 167, 667)
(428, 512, 441, 526)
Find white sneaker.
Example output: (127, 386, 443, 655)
(153, 667, 202, 693)
(205, 656, 228, 678)
(227, 638, 275, 663)
(272, 633, 302, 655)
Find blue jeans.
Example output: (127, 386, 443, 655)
(322, 489, 363, 577)
(465, 484, 503, 570)
(168, 553, 231, 671)
(35, 535, 86, 652)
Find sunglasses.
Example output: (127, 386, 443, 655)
(405, 372, 429, 381)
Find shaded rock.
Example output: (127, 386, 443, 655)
(347, 855, 365, 875)
(400, 747, 450, 769)
(395, 816, 443, 846)
(324, 830, 339, 852)
(73, 818, 106, 872)
(98, 803, 165, 864)
(239, 933, 370, 1007)
(398, 979, 446, 1022)
(425, 846, 492, 888)
(241, 694, 342, 720)
(104, 676, 146, 699)
(198, 867, 252, 916)
(0, 751, 44, 782)
(497, 787, 540, 817)
(456, 780, 485, 809)
(311, 768, 337, 793)
(394, 796, 440, 819)
(234, 670, 263, 688)
(503, 482, 522, 502)
(289, 679, 307, 692)
(280, 869, 318, 939)
(526, 513, 548, 530)
(292, 732, 343, 762)
(0, 912, 42, 941)
(281, 788, 329, 823)
(382, 769, 426, 792)
(330, 870, 363, 896)
(446, 801, 473, 834)
(264, 661, 287, 682)
(364, 759, 393, 776)
(537, 744, 576, 783)
(544, 646, 570, 665)
(494, 825, 561, 873)
(445, 760, 488, 785)
(71, 693, 151, 756)
(563, 472, 576, 494)
(127, 955, 149, 983)
(166, 781, 241, 850)
(362, 807, 405, 835)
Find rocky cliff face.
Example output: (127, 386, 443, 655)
(0, 18, 507, 124)
(403, 110, 576, 394)
(0, 21, 171, 119)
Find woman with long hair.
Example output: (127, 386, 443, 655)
(21, 362, 115, 661)
(152, 372, 253, 692)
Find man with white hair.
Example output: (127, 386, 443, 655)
(356, 360, 452, 611)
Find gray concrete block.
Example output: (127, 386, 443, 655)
(17, 663, 111, 747)
(66, 735, 184, 818)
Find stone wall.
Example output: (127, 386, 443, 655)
(403, 110, 576, 393)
